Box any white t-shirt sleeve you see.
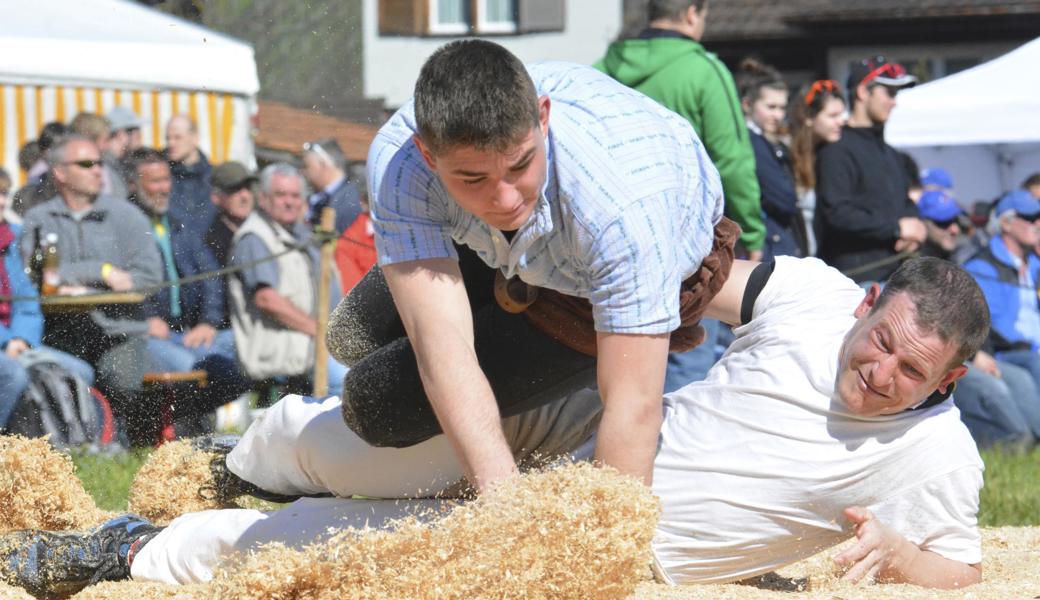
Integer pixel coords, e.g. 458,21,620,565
747,256,863,325
868,465,983,565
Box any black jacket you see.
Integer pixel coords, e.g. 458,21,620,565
814,125,918,282
748,129,806,259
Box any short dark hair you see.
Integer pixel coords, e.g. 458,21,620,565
39,121,68,153
414,40,540,155
873,257,990,368
648,0,707,21
1023,172,1040,189
124,147,167,183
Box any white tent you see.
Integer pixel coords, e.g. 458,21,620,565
0,0,259,190
886,37,1040,204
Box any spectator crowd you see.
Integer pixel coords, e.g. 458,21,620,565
1,0,1038,454
0,108,375,446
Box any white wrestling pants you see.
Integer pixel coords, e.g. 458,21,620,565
131,391,603,584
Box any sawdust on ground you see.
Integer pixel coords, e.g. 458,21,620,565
1,435,1037,600
128,439,233,525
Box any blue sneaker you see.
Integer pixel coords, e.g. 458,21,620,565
0,514,160,597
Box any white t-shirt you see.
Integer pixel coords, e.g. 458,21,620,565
651,256,983,584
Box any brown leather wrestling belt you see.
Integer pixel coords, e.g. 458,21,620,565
494,217,740,357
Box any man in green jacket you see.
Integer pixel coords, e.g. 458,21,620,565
595,0,763,258
595,0,762,391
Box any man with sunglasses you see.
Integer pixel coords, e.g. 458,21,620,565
815,57,924,286
18,134,163,440
965,191,1040,422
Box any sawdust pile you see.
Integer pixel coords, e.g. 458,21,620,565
205,462,658,600
128,440,229,525
66,581,208,600
0,436,110,533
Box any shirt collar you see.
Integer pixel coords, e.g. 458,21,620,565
323,176,346,196
502,132,557,277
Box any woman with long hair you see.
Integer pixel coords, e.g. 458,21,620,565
788,80,847,256
737,57,806,259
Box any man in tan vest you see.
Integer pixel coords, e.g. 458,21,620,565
227,163,346,395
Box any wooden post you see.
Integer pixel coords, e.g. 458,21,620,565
313,207,336,397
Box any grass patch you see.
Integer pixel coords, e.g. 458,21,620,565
71,449,152,511
978,447,1040,526
70,447,1040,526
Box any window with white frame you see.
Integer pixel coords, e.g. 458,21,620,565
429,0,470,34
477,0,518,33
379,0,562,36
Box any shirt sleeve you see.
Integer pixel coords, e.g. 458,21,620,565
367,122,457,266
868,465,983,565
746,256,863,326
231,233,279,295
586,206,683,334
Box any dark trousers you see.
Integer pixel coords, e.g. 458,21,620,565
328,245,596,448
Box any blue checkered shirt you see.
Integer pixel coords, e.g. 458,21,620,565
368,61,724,334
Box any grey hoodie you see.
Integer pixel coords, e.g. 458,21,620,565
19,194,162,336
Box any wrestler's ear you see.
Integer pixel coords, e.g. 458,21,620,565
412,134,437,170
537,95,551,134
852,283,882,319
936,364,968,394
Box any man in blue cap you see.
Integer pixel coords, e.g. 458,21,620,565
920,189,1039,447
920,168,954,193
917,189,964,259
964,190,1040,441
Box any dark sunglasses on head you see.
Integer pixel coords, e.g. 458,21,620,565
804,79,838,106
65,159,102,169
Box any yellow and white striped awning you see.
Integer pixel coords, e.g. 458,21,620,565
0,84,254,187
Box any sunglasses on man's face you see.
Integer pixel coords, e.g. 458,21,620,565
64,160,103,169
1016,212,1040,223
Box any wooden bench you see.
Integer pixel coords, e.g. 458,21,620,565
142,370,208,446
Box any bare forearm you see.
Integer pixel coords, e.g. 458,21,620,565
383,259,516,492
412,327,515,490
254,288,317,336
595,331,669,486
594,394,662,485
881,543,981,589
